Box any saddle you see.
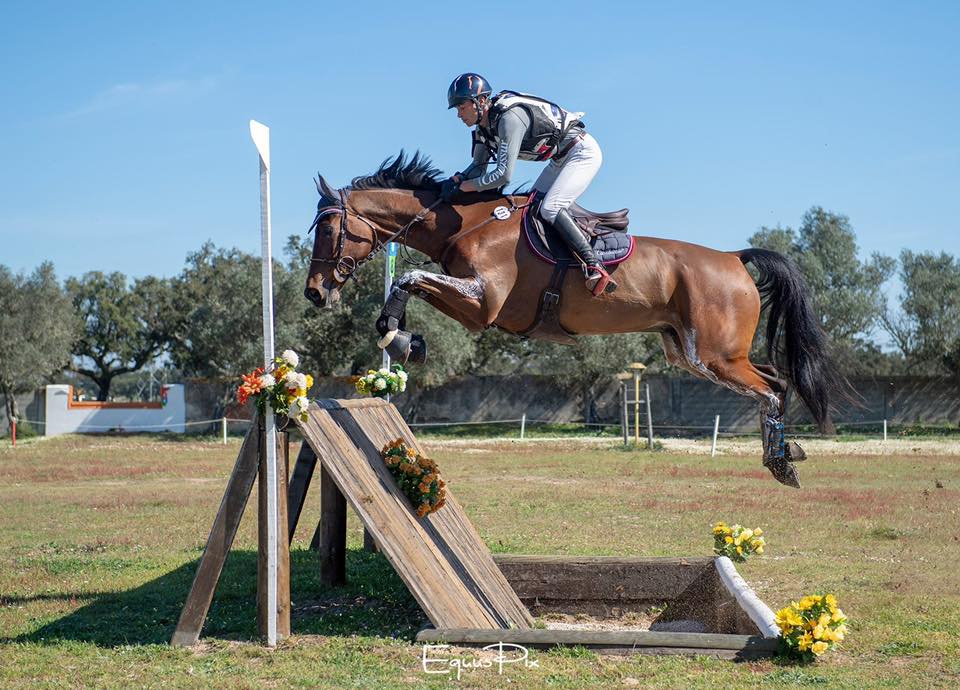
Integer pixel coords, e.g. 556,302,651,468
522,193,635,266
515,193,636,345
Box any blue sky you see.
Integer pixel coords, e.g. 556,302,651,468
2,1,958,283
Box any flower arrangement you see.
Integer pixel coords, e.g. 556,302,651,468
381,439,446,517
237,349,314,422
712,522,765,562
355,364,408,398
776,594,848,661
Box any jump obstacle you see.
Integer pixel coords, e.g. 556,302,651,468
172,397,780,658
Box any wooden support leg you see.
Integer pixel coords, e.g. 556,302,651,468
171,422,261,647
363,528,379,553
287,441,318,544
318,463,347,586
258,429,291,641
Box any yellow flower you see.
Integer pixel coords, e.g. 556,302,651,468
797,633,813,652
818,613,832,627
811,641,829,656
825,594,838,610
753,527,763,536
832,626,846,642
305,374,314,389
812,624,825,640
736,545,744,555
755,544,764,554
832,608,846,623
725,535,734,544
742,529,754,539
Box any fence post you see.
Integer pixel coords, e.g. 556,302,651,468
11,418,16,448
222,417,228,445
883,419,887,442
520,413,526,440
621,384,629,445
711,415,720,458
645,384,654,449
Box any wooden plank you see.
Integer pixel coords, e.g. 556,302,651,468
257,430,291,641
335,400,533,627
287,441,318,544
318,463,347,586
171,423,261,647
416,628,779,653
297,400,531,630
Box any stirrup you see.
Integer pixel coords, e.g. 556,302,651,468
585,265,617,296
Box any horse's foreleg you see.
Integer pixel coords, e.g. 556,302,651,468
375,272,490,364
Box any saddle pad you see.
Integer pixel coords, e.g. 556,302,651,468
522,195,635,267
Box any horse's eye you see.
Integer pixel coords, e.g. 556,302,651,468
322,227,332,237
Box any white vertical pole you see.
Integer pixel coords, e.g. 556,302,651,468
711,414,720,458
520,413,526,439
883,419,888,442
645,384,654,449
222,417,227,445
382,244,396,402
250,119,278,647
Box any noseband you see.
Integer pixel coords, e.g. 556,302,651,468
307,187,442,283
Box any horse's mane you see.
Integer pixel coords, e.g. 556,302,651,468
314,150,529,206
351,150,443,191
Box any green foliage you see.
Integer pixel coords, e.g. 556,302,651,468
65,271,172,400
882,250,960,376
0,263,80,424
749,207,895,373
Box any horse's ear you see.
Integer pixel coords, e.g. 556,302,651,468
315,173,340,204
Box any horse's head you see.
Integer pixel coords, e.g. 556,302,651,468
303,175,379,308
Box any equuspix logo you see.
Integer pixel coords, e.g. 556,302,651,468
422,642,540,680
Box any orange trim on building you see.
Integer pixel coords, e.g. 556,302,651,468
66,386,164,410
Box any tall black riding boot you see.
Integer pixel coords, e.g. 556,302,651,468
552,207,617,295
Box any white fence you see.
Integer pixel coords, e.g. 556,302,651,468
44,384,186,436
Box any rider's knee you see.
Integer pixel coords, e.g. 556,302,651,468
538,200,566,224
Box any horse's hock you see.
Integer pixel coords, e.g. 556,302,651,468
173,398,779,657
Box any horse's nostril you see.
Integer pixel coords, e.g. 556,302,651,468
304,288,324,305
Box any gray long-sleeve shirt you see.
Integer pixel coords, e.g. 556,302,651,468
464,107,531,192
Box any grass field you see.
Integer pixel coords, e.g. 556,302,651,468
1,432,959,688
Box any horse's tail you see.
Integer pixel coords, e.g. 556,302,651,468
738,247,845,430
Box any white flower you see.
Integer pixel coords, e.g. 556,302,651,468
365,374,376,383
378,368,389,376
398,371,408,382
297,372,308,390
373,378,387,390
399,380,406,392
284,371,299,388
260,374,275,387
296,396,310,413
281,350,299,367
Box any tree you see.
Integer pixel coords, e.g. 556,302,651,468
0,263,80,427
165,243,303,412
65,272,172,400
882,250,960,375
749,207,895,373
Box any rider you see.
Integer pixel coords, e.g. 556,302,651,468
442,72,616,295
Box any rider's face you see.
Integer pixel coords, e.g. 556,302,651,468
456,100,480,127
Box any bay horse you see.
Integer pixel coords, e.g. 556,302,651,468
304,153,842,488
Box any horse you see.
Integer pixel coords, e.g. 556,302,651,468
304,152,843,488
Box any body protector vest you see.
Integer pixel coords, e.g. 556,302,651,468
473,91,585,162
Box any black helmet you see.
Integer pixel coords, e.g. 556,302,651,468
447,73,492,109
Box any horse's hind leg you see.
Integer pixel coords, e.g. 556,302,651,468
703,357,803,488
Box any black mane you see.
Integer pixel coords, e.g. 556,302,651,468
350,150,443,191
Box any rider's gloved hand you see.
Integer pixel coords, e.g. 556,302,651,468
440,177,461,202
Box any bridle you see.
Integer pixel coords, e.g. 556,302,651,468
307,187,442,283
307,185,533,283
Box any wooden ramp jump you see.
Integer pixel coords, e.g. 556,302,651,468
298,398,532,630
172,398,531,646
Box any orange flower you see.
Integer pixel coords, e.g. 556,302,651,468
237,367,265,405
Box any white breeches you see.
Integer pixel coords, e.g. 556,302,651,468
533,132,603,223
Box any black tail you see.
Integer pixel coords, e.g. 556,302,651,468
739,248,844,430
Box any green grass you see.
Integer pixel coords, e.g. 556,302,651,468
1,433,959,688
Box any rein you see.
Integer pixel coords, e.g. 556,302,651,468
308,188,533,281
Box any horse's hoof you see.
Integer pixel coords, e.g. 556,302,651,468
785,441,807,462
763,456,801,488
385,330,412,364
377,330,398,349
408,334,427,364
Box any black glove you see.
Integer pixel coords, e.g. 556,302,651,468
440,177,460,203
